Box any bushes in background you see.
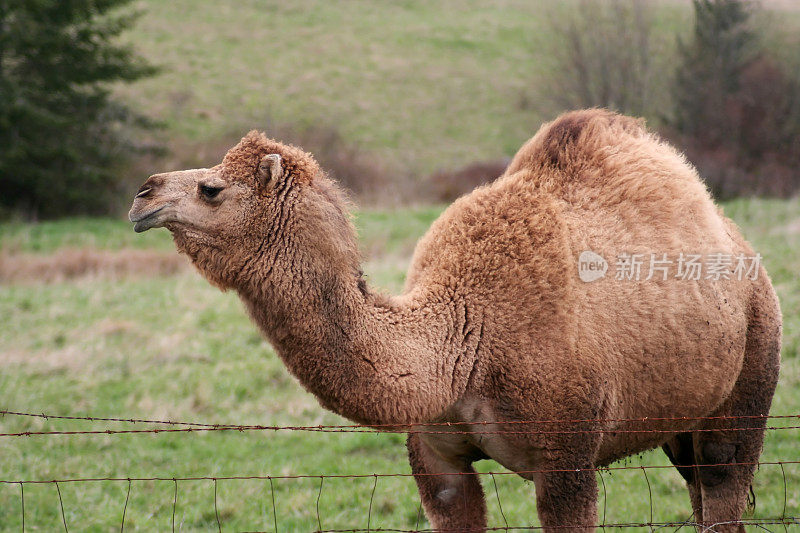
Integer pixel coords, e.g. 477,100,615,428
670,0,800,198
535,0,664,121
427,160,509,203
538,0,800,200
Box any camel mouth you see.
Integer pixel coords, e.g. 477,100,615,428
130,206,166,233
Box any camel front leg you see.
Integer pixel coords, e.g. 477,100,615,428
407,433,487,532
533,466,597,532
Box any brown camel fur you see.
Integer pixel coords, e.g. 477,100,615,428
129,109,781,532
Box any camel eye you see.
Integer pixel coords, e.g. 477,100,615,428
199,184,223,201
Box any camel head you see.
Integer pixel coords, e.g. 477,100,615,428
128,130,359,289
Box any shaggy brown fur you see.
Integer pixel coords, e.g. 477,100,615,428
129,109,781,532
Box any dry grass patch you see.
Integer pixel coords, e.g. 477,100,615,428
0,248,188,284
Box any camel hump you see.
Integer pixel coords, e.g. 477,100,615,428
505,108,650,175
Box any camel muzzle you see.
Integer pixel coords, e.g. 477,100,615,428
129,205,166,233
128,173,181,232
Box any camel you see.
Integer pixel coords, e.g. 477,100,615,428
129,109,781,532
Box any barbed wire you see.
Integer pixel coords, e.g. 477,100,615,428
2,425,798,438
309,520,800,532
1,409,798,438
2,408,797,429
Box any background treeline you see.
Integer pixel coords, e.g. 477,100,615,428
0,0,156,218
1,0,799,218
537,0,800,200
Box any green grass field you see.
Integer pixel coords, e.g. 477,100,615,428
1,198,798,531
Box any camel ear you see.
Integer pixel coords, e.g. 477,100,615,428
257,154,283,189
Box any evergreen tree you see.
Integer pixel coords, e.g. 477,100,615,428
0,0,156,218
672,0,800,197
672,0,755,143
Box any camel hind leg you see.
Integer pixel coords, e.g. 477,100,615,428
663,433,703,523
692,285,781,532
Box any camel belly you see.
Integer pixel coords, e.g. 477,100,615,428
422,399,550,476
584,279,750,462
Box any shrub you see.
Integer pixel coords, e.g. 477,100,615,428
671,0,800,198
278,123,393,200
426,160,509,203
535,0,660,119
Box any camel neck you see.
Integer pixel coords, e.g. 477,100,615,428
235,250,460,426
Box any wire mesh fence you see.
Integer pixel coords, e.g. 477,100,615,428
1,409,798,532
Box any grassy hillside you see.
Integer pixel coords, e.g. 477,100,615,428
115,0,687,176
1,198,798,530
114,0,800,180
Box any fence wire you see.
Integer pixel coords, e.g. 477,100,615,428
2,409,798,437
2,408,798,532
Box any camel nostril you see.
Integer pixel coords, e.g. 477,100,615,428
135,187,152,198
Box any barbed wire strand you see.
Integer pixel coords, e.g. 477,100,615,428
665,513,695,533
85,521,800,533
242,519,800,532
2,424,799,439
2,409,798,431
